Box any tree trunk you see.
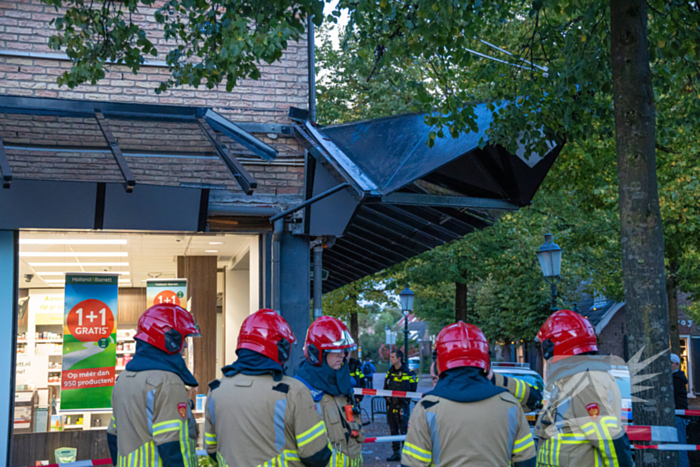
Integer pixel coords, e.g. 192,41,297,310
350,310,359,359
610,1,677,465
667,263,681,356
455,281,467,322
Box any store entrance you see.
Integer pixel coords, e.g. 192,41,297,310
12,230,260,466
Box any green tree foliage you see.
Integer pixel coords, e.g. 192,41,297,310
315,25,432,125
42,0,324,91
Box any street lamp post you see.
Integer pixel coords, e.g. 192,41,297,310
399,287,415,367
536,233,563,310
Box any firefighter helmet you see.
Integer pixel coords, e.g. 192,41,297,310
237,309,296,365
135,303,201,355
434,321,490,375
304,316,356,366
537,309,598,359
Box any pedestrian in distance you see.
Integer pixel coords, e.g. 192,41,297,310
672,353,690,467
384,349,418,462
204,309,332,467
349,357,366,404
295,316,365,467
402,321,536,467
107,303,201,467
361,358,376,389
534,310,632,467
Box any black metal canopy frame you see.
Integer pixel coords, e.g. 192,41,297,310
292,105,564,293
0,96,279,194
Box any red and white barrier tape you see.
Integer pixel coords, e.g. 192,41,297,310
625,425,678,442
363,435,406,444
353,388,423,399
676,409,700,416
634,444,700,451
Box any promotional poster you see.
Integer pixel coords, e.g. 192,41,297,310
60,274,118,411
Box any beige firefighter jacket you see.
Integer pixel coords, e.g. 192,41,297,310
107,369,198,467
204,373,332,467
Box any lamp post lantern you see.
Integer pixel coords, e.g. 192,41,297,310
399,287,415,367
536,233,563,310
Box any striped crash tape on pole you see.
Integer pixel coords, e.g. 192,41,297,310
625,425,678,442
354,388,424,399
363,435,406,444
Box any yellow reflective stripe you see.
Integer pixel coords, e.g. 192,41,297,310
513,433,534,454
205,432,218,445
404,442,431,455
296,420,326,447
152,419,182,435
402,442,431,463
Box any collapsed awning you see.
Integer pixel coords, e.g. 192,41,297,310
0,96,277,231
294,104,563,293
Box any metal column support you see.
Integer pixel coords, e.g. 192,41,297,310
313,244,323,319
197,118,258,195
0,231,19,465
94,111,136,193
271,219,283,312
0,136,12,189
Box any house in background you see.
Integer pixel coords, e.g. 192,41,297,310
580,293,698,397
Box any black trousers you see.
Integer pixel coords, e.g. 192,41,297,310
387,402,408,453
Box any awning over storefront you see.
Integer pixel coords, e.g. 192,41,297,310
294,105,563,292
0,96,277,231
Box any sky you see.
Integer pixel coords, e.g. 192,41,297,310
320,0,349,50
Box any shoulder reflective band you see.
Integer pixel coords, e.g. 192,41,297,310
354,388,423,399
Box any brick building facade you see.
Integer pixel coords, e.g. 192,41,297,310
585,293,699,395
0,0,308,198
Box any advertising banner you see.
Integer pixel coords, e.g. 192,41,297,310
60,274,118,411
146,279,187,308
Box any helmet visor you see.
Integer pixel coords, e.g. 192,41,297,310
324,329,356,352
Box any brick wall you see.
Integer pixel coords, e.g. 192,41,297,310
597,307,627,359
0,0,308,196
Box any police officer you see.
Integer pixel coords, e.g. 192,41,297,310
204,309,332,467
402,321,536,466
295,316,364,466
384,349,417,462
534,310,632,467
107,304,201,467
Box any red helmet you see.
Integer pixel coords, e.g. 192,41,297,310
304,316,356,366
435,321,490,375
237,309,296,365
537,309,598,359
135,303,201,355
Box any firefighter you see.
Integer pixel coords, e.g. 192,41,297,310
402,321,536,466
204,309,332,467
107,303,201,467
431,349,543,412
534,310,633,467
384,349,418,462
295,316,365,467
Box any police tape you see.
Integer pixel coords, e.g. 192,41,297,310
353,388,423,399
363,435,407,444
625,425,678,442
